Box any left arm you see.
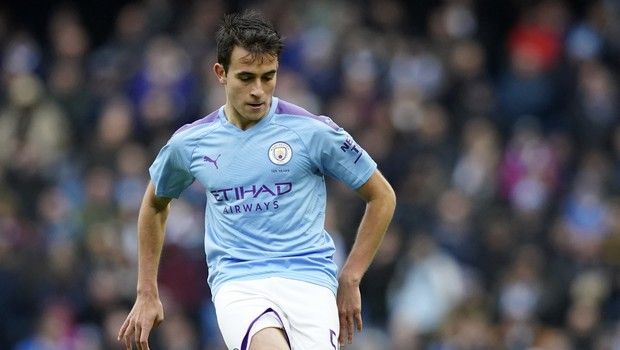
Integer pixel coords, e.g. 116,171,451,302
337,169,396,346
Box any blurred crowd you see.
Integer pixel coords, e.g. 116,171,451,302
1,0,620,349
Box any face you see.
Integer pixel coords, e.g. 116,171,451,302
214,46,278,129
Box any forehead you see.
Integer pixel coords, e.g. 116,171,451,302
229,46,278,72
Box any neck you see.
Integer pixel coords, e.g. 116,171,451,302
224,105,254,130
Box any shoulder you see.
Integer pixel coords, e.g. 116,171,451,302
169,109,221,146
273,98,341,133
173,109,221,139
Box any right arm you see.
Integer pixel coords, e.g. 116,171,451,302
118,182,172,350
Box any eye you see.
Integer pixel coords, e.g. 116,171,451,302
262,75,274,82
239,75,252,82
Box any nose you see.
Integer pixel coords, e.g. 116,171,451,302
250,80,263,98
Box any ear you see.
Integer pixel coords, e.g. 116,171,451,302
213,63,227,84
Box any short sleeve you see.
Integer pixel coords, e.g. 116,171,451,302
312,123,377,189
149,136,195,198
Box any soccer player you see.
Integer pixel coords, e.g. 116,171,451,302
118,10,395,350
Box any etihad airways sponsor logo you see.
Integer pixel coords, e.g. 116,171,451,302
211,182,293,215
210,182,292,202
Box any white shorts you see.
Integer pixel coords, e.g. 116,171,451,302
213,277,340,350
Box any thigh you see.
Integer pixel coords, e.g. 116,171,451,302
250,327,289,350
214,280,291,350
268,278,340,350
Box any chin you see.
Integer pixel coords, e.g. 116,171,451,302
246,109,266,119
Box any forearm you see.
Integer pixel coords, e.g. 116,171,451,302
136,185,170,297
340,192,395,283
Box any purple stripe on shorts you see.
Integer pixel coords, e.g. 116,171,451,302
173,110,219,135
276,99,340,131
240,307,291,350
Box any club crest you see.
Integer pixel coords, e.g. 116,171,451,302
268,142,292,165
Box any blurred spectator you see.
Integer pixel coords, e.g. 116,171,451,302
13,300,81,350
388,235,465,348
499,116,562,235
496,1,569,130
451,116,500,201
571,60,618,148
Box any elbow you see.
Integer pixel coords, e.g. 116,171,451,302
373,182,396,214
359,171,396,213
386,186,397,213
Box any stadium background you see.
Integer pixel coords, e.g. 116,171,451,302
1,0,620,348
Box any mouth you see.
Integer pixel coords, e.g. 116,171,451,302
247,102,264,108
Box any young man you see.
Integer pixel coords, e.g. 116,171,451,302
118,10,395,350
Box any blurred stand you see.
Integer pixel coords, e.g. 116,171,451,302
1,0,620,349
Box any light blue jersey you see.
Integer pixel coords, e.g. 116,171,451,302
149,97,377,296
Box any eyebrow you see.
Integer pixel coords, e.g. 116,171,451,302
235,70,277,77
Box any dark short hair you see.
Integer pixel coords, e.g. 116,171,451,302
216,10,284,73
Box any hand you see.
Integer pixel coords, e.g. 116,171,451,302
336,276,363,346
118,294,164,350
